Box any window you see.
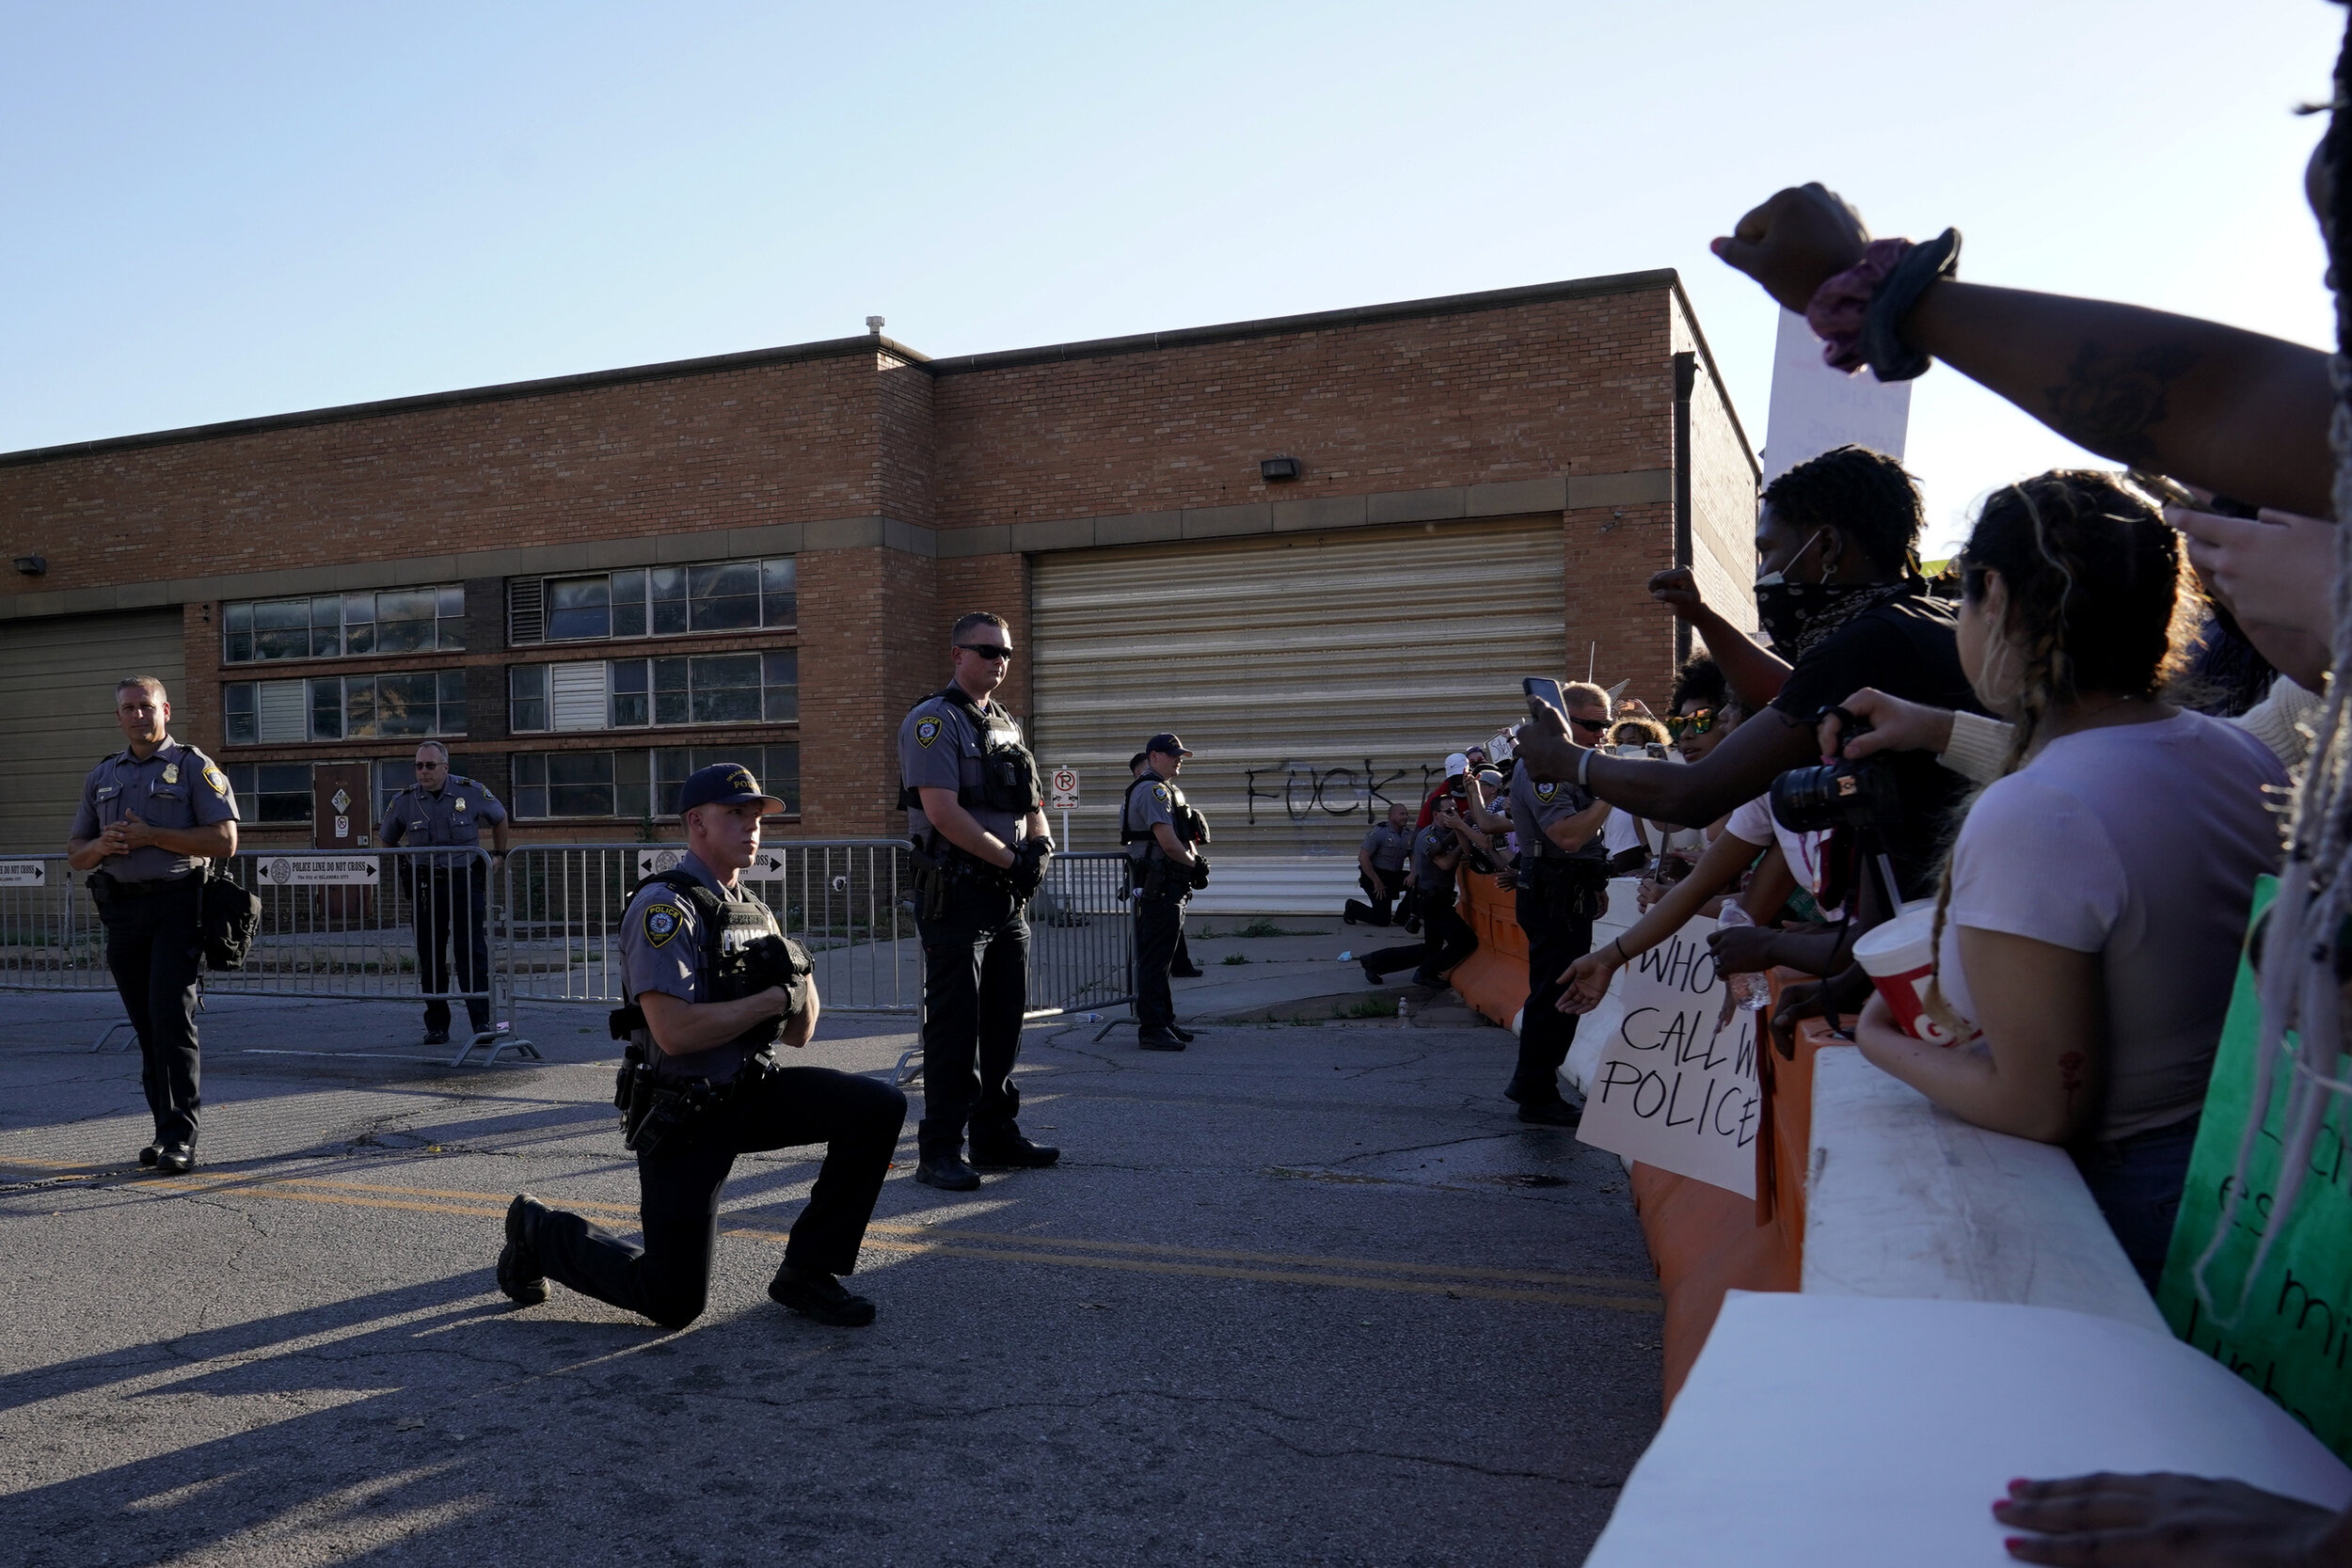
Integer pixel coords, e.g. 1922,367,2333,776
223,763,313,824
223,585,464,663
223,671,466,744
506,654,796,732
512,557,796,644
512,745,800,819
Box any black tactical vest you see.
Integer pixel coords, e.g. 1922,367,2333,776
922,686,1042,816
640,870,792,1085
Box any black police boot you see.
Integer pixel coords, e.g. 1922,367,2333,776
1168,1024,1197,1043
423,1027,451,1046
769,1264,877,1327
498,1193,550,1307
969,1132,1061,1170
1361,961,1384,986
1169,963,1205,978
914,1148,981,1192
154,1144,196,1175
1138,1026,1186,1052
138,1144,162,1167
1518,1095,1581,1128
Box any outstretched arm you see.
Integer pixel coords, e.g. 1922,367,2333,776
1715,184,2334,516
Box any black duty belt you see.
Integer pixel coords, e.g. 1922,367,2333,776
95,873,196,895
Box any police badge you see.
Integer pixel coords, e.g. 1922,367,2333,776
162,764,180,784
914,717,943,749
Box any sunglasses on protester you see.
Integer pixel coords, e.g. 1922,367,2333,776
1568,716,1612,736
1664,709,1719,738
956,643,1014,661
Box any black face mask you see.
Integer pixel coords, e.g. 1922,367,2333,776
1754,578,1898,659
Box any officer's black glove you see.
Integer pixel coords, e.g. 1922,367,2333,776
1009,837,1054,900
741,933,814,1017
1188,854,1212,890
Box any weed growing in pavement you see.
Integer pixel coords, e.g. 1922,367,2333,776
1220,952,1250,965
1338,996,1395,1020
1226,917,1309,938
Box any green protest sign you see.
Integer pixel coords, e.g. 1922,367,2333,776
2158,877,2352,1460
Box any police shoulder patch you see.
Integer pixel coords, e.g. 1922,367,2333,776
914,716,944,749
1151,784,1170,803
203,765,230,795
1534,782,1560,803
644,902,686,948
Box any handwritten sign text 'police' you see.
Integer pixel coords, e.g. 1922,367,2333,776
1576,917,1760,1198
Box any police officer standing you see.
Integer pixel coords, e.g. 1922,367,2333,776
898,611,1058,1192
1506,682,1614,1125
1127,750,1201,976
66,677,239,1174
378,741,510,1045
498,763,908,1328
1123,733,1206,1052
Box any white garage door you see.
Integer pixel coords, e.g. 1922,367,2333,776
1029,518,1565,862
0,610,188,851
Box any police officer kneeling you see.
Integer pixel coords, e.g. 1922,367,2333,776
497,764,908,1328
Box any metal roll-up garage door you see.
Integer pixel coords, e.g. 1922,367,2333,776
0,610,187,851
1030,518,1565,894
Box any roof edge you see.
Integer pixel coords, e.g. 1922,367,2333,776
921,268,1682,376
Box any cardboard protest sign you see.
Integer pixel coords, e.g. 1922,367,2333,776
2158,878,2352,1461
1577,916,1760,1197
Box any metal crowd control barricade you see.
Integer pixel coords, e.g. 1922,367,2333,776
0,847,537,1066
501,840,922,1021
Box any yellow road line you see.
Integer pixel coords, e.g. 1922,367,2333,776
4,1160,1660,1309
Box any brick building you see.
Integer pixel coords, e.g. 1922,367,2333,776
0,269,1757,893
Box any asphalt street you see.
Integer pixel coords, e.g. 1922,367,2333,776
0,990,1661,1567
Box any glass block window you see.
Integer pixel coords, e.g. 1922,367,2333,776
223,585,464,663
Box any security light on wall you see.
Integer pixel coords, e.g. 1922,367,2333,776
1260,456,1302,482
11,556,45,576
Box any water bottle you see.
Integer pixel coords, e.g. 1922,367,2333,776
1713,902,1770,1012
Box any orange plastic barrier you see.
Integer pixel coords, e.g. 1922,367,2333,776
1447,870,1531,1030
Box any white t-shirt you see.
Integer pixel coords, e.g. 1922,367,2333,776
1930,710,2284,1141
1724,794,1841,921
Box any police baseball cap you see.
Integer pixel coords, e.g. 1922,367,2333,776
1146,733,1193,757
1444,752,1470,778
677,762,784,815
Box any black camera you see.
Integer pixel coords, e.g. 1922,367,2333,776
1769,709,1904,837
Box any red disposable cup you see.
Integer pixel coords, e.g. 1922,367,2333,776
1852,906,1979,1047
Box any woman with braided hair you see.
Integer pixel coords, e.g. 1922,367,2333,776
1849,472,2284,1279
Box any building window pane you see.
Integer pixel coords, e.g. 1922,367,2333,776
689,654,761,723
546,752,615,816
653,657,690,726
509,665,548,733
309,677,344,741
374,589,437,653
437,670,468,736
343,593,376,655
762,650,798,722
546,577,612,641
761,559,796,626
226,763,313,824
649,567,688,635
345,679,377,737
610,659,650,727
225,683,257,745
655,748,694,816
615,749,651,820
612,569,647,639
437,585,467,651
253,599,309,661
309,596,342,657
223,601,255,665
762,743,801,816
549,661,609,732
371,673,439,737
512,752,548,818
688,562,760,631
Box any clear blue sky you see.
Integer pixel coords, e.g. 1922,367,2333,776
3,1,2340,556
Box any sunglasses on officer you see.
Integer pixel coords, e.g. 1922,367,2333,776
1568,715,1611,736
956,642,1014,661
1664,708,1719,738
413,758,447,772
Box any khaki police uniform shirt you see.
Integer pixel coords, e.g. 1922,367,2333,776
1508,765,1604,863
898,691,1029,847
72,739,240,882
1123,776,1180,864
378,777,508,870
